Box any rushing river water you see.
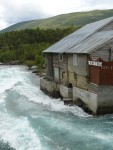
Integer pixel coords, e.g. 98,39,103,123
0,66,113,150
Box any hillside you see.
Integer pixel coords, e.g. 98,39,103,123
1,9,113,33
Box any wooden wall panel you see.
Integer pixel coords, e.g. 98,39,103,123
53,54,59,68
89,60,113,86
68,54,88,76
68,54,74,72
54,67,60,83
89,66,100,85
45,53,53,80
53,53,68,69
90,40,113,61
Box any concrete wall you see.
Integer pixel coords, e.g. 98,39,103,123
68,72,77,86
73,87,98,114
60,68,68,85
97,86,113,114
40,78,60,98
60,85,73,98
73,85,113,115
40,78,113,115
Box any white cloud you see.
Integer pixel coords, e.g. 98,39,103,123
0,4,8,29
37,0,85,15
0,0,113,30
0,20,8,30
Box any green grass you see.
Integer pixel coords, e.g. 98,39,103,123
1,9,113,33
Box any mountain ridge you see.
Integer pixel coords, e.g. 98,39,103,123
1,9,113,33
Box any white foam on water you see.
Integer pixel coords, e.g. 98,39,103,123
0,66,89,117
92,131,113,141
0,111,41,150
1,66,113,150
15,81,89,117
0,67,22,94
0,76,17,94
0,66,49,150
0,94,6,104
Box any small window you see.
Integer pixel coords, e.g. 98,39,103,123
73,54,78,66
58,53,63,61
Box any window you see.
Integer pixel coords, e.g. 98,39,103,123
58,53,63,61
73,54,78,66
62,71,65,78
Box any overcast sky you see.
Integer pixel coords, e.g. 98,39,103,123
0,0,113,30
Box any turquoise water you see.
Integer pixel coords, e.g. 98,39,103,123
0,66,113,150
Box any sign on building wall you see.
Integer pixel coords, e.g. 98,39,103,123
88,61,102,67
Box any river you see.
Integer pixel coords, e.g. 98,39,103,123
0,65,113,150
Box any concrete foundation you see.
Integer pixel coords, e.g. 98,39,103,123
73,87,97,114
73,86,113,115
97,86,113,114
40,78,113,115
60,85,73,105
60,85,73,98
40,78,60,98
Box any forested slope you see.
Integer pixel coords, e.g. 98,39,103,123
0,27,77,67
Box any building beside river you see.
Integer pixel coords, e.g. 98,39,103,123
40,16,113,115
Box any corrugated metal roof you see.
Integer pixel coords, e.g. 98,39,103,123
44,16,113,53
44,32,91,53
66,31,113,54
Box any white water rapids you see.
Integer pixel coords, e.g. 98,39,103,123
0,65,113,150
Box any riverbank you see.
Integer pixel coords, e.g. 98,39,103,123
0,61,45,77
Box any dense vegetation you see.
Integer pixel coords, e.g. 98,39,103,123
0,27,78,67
1,9,113,33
